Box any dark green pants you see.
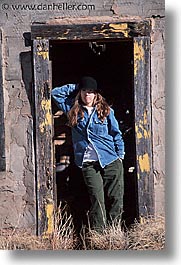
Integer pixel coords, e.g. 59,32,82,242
82,159,124,231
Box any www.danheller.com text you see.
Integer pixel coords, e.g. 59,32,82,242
1,2,96,11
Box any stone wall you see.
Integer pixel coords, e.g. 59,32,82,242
151,17,165,215
0,0,165,231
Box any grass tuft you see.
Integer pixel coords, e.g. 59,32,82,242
0,214,165,250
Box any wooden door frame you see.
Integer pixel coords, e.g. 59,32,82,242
31,20,153,235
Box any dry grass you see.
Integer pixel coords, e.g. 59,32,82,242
50,206,77,250
0,229,46,250
82,219,126,250
0,206,76,250
126,215,165,250
0,214,165,250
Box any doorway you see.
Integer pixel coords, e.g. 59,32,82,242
32,21,153,235
50,39,138,227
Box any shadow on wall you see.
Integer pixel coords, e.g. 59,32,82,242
20,51,34,116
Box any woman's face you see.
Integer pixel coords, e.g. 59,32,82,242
80,89,96,107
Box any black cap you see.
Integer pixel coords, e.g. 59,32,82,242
79,76,97,91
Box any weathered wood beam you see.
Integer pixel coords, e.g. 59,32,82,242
134,36,154,216
33,39,55,235
31,21,150,40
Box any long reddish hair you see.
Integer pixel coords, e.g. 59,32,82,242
67,91,110,127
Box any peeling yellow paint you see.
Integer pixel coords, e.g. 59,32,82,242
134,40,145,75
45,203,54,234
143,110,148,124
138,124,150,139
39,99,52,133
137,172,140,180
93,23,129,38
143,128,150,138
38,210,41,220
138,153,150,173
140,216,144,224
93,29,109,37
64,29,70,35
37,51,49,60
135,124,143,139
57,37,67,40
135,111,151,141
57,29,70,40
109,23,129,37
37,180,41,191
134,40,145,61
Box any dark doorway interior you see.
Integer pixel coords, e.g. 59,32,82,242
50,39,138,229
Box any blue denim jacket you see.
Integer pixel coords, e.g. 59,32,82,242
51,84,125,168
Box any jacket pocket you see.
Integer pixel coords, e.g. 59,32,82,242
93,118,108,134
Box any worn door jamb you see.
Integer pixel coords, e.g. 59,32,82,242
31,20,153,235
33,39,55,235
134,37,154,216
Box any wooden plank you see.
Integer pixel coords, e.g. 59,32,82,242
134,36,154,216
0,28,6,171
31,21,150,40
33,39,55,235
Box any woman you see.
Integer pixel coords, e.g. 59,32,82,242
52,76,125,231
